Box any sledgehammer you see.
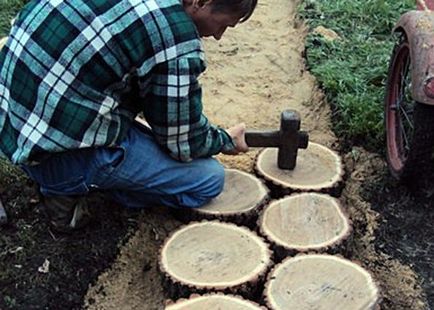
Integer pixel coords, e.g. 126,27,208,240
245,110,309,170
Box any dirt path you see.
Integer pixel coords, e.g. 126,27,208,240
84,1,428,309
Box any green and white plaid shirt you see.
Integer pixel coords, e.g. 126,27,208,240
0,0,234,164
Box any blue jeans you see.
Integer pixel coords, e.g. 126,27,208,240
21,124,225,209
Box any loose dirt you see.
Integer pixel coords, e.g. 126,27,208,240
84,0,429,309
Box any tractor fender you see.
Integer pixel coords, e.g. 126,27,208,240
393,11,434,104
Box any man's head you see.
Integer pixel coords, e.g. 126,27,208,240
183,0,257,40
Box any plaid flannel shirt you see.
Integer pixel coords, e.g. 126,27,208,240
0,0,234,165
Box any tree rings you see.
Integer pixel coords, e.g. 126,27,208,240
180,169,269,227
264,254,380,310
258,193,351,259
255,142,344,196
159,221,272,299
165,294,265,310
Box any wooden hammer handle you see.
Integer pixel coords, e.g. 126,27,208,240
245,130,280,147
245,130,309,149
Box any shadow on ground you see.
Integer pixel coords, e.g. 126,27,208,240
363,171,434,308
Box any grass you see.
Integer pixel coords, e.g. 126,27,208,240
0,0,28,37
298,0,414,151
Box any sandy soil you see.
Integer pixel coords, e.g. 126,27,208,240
84,0,428,309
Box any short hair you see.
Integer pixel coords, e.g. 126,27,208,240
209,0,258,23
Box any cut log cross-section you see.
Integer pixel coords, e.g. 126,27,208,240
255,142,344,197
165,294,266,310
264,254,381,310
259,193,352,259
176,169,269,227
159,221,273,300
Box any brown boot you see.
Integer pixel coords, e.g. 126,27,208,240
42,195,91,233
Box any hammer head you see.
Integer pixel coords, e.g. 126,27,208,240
277,110,309,170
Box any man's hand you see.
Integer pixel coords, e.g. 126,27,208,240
223,123,249,155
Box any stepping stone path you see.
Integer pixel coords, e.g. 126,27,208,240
160,143,381,309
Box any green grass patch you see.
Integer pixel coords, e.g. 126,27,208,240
298,0,413,150
0,0,28,37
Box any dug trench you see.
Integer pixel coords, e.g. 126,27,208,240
0,0,432,309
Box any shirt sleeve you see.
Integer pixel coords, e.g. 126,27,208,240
142,55,235,162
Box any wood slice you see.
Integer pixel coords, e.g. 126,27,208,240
159,221,273,300
174,169,269,227
255,143,344,197
264,254,380,310
165,294,265,310
258,193,352,260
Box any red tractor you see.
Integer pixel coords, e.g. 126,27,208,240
385,0,434,183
